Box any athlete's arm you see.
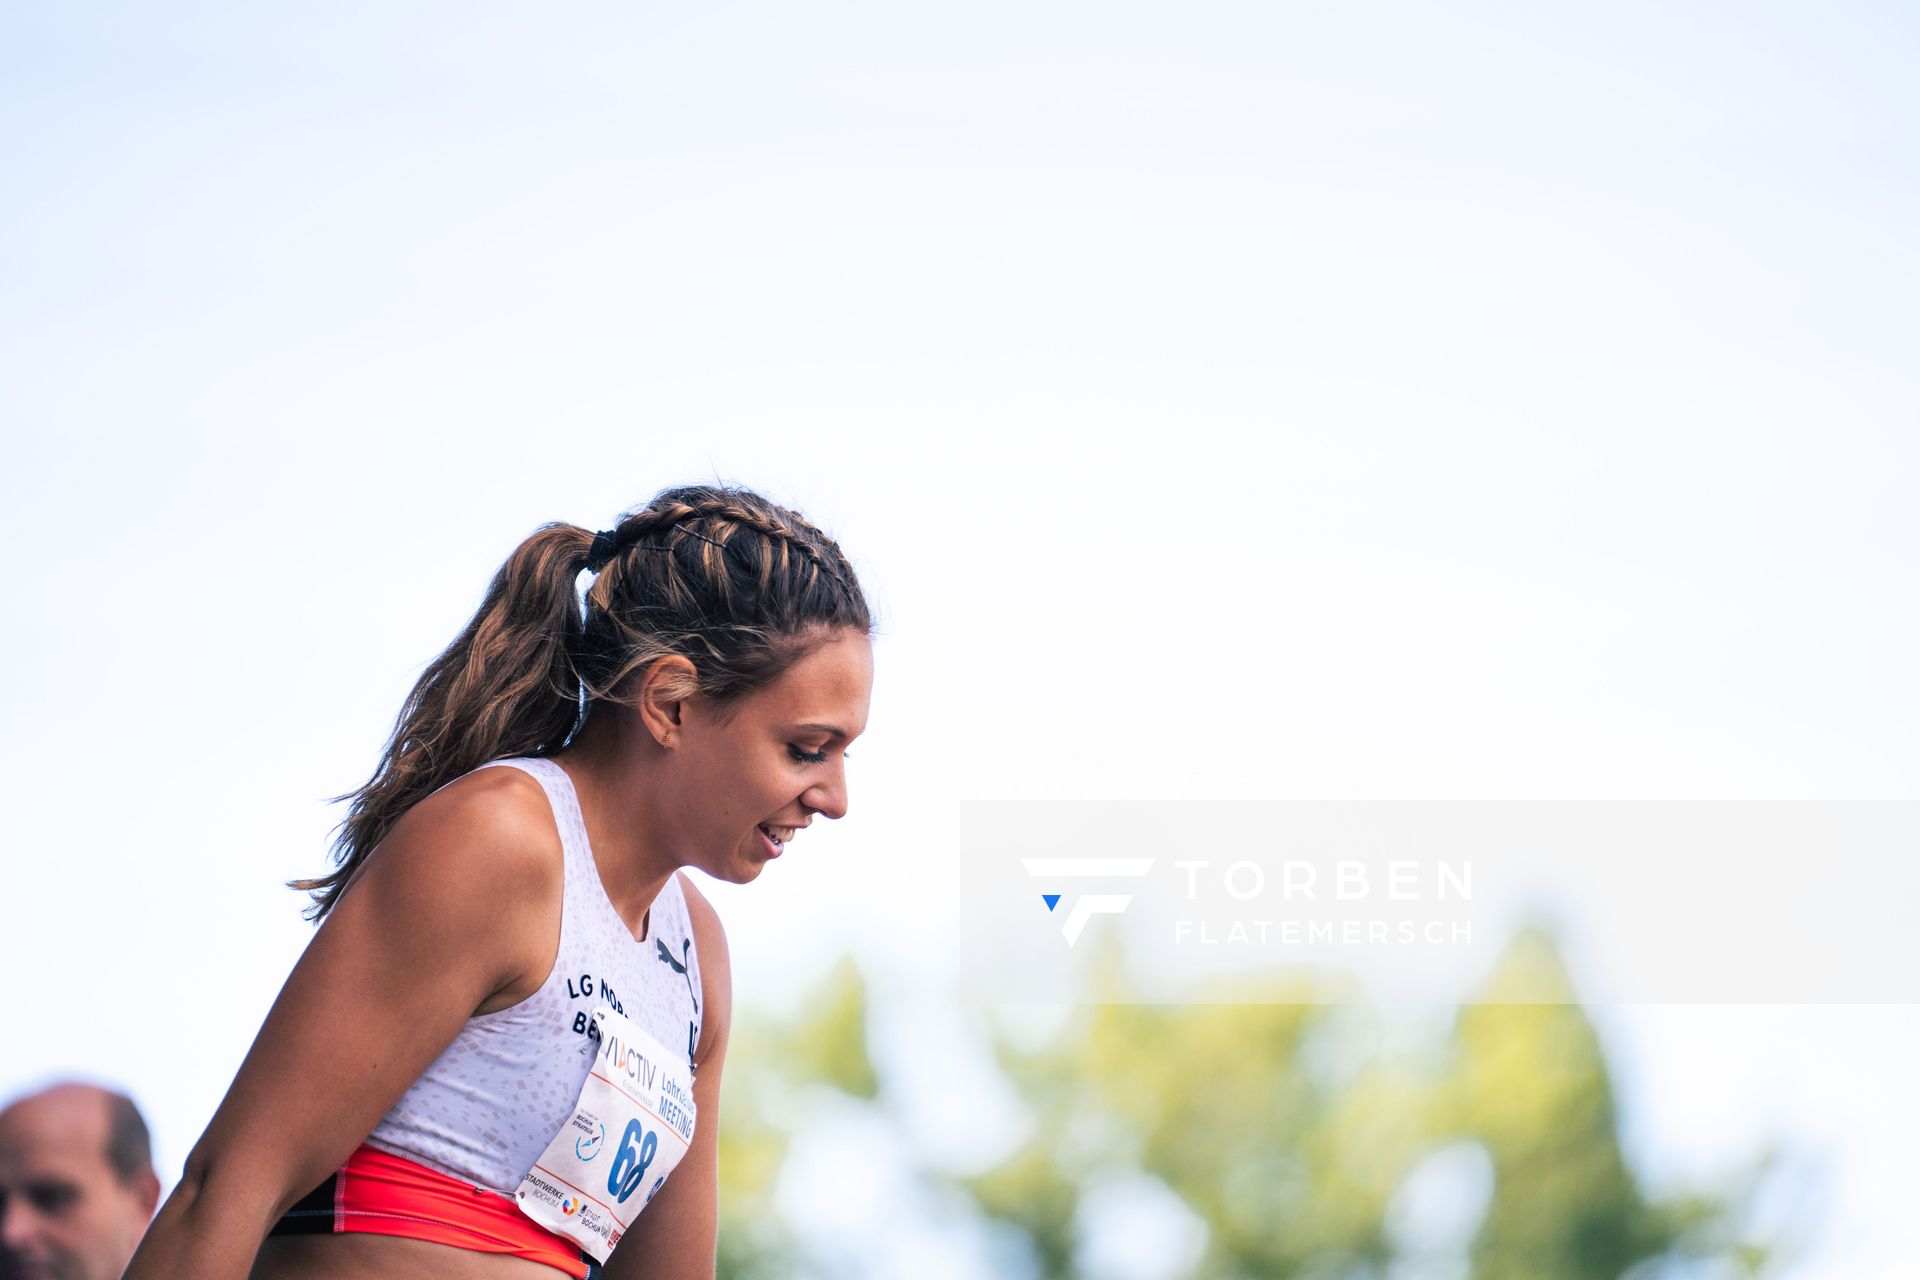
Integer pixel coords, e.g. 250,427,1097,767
123,769,565,1280
603,871,732,1280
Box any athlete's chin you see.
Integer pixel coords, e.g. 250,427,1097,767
713,853,771,885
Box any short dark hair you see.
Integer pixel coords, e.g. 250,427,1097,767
101,1091,153,1185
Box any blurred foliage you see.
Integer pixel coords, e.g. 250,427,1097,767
714,956,878,1279
784,955,881,1100
715,931,1782,1279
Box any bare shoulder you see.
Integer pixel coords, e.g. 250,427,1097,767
331,765,565,1009
675,870,730,977
132,765,572,1245
350,764,563,909
675,871,732,1071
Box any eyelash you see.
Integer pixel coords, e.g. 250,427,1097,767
788,745,846,765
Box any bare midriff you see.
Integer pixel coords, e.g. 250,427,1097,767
252,1233,573,1280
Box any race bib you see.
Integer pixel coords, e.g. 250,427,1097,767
514,1006,698,1262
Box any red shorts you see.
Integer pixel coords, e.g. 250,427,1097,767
269,1143,598,1278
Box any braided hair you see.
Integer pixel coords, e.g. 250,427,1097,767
293,483,872,921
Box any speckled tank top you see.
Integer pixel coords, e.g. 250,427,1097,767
361,756,705,1194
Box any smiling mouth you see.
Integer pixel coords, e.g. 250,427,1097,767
757,823,795,856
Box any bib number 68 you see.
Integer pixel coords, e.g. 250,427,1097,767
607,1119,658,1204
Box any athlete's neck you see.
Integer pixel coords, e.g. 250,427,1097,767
549,708,680,942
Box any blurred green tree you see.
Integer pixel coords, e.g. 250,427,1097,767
1446,927,1774,1280
715,957,880,1280
714,931,1782,1279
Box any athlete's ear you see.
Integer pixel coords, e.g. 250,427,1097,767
634,655,699,747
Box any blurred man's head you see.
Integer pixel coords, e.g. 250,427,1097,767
0,1083,160,1280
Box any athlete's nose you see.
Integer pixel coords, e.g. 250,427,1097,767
802,758,849,821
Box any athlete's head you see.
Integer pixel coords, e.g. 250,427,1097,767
0,1083,161,1280
295,483,874,916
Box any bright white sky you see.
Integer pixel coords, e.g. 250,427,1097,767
3,3,1916,1276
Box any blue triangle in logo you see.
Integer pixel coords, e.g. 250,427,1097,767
1043,894,1061,912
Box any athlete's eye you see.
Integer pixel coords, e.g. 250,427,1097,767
788,745,829,765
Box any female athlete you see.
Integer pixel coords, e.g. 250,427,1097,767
124,484,874,1279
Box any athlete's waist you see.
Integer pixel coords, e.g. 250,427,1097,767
266,1143,597,1279
254,1228,580,1280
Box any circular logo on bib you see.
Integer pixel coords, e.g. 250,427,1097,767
576,1122,606,1162
560,1195,580,1217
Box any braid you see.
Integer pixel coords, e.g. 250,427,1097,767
294,480,867,922
570,483,870,714
600,490,860,605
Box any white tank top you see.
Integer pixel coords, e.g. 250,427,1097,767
362,756,705,1193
